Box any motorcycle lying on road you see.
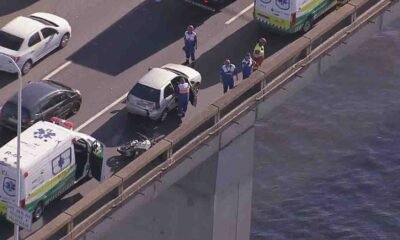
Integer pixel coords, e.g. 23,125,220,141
117,133,165,158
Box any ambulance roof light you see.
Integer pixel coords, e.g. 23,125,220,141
50,117,75,130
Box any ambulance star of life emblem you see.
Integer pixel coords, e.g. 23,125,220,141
276,0,290,10
3,177,16,196
58,156,65,169
34,128,56,142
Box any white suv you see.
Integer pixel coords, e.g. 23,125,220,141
126,63,202,122
0,12,71,75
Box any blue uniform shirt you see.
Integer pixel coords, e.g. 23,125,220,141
242,56,253,78
220,64,236,82
184,31,197,49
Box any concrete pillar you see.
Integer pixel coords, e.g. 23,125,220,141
85,126,255,240
212,127,255,240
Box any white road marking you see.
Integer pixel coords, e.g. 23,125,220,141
76,92,128,131
38,59,127,132
225,3,254,25
42,61,72,80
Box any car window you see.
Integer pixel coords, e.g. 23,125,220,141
129,83,160,103
28,32,41,47
28,16,59,27
41,94,62,111
41,28,58,38
1,102,30,120
0,31,23,51
164,84,175,99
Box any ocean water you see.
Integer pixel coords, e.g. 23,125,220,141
251,20,400,240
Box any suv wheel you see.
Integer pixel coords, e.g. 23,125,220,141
71,102,81,115
22,60,32,75
302,18,313,33
59,33,70,48
159,110,168,122
33,201,44,221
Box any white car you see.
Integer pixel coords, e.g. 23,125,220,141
126,63,202,122
0,12,71,75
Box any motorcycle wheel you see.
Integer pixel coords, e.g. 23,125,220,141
117,145,135,157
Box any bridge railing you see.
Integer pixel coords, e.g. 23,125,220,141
27,0,394,239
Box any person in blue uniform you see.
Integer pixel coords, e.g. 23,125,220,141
220,59,238,93
176,78,190,117
241,52,254,79
183,25,197,65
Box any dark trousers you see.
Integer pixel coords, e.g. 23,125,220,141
185,47,195,61
242,68,252,79
254,56,264,67
223,78,234,93
178,95,189,116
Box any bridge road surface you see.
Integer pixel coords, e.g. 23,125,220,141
0,0,299,238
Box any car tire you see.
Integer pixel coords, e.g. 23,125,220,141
71,102,81,115
21,60,32,75
302,18,313,33
59,33,70,49
159,110,168,122
33,201,45,221
193,83,200,94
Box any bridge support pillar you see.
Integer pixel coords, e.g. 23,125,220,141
84,126,255,240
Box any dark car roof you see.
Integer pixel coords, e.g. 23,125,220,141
7,80,71,110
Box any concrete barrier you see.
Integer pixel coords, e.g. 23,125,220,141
27,0,398,239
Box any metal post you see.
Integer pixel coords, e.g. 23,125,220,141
1,54,23,240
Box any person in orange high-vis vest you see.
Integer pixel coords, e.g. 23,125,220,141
253,37,267,69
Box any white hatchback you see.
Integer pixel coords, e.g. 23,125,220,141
126,63,202,122
0,12,71,75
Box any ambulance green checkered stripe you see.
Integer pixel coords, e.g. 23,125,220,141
0,202,7,215
0,169,76,215
26,167,76,213
254,0,335,33
255,10,308,32
29,166,74,201
310,0,334,17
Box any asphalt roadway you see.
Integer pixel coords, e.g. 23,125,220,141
0,0,299,238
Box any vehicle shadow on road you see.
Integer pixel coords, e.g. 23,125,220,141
0,72,18,89
91,108,181,149
0,0,39,17
68,0,215,76
91,107,181,175
0,127,16,146
193,21,300,89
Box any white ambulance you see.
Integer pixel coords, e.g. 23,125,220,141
254,0,340,34
0,118,105,221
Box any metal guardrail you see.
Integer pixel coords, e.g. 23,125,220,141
27,0,395,239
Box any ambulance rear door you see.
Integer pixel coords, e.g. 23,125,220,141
0,164,23,214
255,0,296,30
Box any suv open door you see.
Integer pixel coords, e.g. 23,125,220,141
185,79,198,107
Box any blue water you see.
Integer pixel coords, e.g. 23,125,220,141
251,21,400,240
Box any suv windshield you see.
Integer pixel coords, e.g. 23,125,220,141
129,83,160,103
2,102,31,121
0,31,23,51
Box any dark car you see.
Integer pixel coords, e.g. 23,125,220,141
0,80,82,131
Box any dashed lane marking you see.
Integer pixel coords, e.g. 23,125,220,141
225,3,254,25
75,92,128,131
42,61,72,80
